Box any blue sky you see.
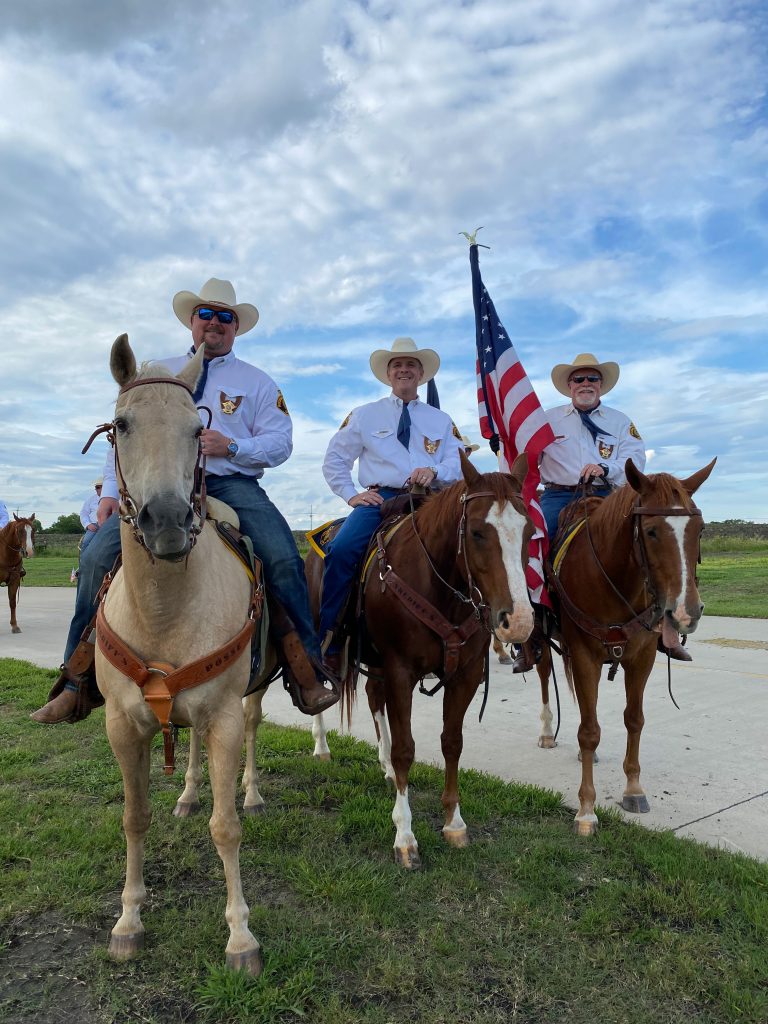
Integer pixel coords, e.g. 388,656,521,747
1,0,766,529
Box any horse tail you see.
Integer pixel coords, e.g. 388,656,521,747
339,655,358,730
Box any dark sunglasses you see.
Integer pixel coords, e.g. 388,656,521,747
195,307,237,325
570,374,602,384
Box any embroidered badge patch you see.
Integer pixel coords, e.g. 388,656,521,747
452,422,462,440
276,390,289,415
339,413,351,430
219,392,242,415
598,441,615,459
424,437,441,455
629,422,642,439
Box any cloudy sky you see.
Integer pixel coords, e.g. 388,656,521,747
1,0,766,530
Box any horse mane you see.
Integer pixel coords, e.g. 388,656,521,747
137,361,174,380
595,472,697,534
415,472,522,545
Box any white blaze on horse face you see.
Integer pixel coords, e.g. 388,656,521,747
484,501,534,641
667,514,694,630
23,524,34,557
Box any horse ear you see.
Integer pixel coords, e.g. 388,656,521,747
110,334,137,387
508,452,528,490
177,344,206,394
461,449,480,485
624,457,650,494
681,456,717,496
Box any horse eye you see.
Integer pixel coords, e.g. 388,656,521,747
472,529,485,541
647,528,657,539
114,417,128,434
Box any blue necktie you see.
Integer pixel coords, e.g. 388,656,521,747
577,408,606,445
192,357,212,404
397,401,411,450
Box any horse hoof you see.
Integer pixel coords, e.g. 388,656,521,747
314,752,332,762
622,794,650,814
443,828,469,849
226,947,263,976
11,626,21,634
573,817,598,837
498,654,513,665
172,801,201,818
538,736,557,749
394,846,421,870
108,931,144,960
243,802,266,816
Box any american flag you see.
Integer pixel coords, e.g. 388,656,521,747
470,243,555,605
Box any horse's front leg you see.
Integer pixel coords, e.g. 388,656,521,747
8,576,21,633
440,655,485,848
106,709,153,960
536,645,557,749
384,664,419,868
311,712,331,761
367,672,394,782
571,648,602,836
241,690,267,814
621,641,656,814
174,729,203,817
205,703,262,974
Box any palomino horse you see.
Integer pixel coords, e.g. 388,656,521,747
308,455,535,867
92,334,267,974
535,457,716,835
0,514,35,633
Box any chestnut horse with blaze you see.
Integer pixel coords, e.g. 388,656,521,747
535,457,716,835
0,514,36,633
308,454,535,868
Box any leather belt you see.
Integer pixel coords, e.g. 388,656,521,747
544,483,610,492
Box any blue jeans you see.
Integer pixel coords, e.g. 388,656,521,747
318,488,400,644
79,528,98,554
539,486,611,539
64,473,319,662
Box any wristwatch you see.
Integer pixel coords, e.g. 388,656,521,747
226,439,239,460
599,463,609,479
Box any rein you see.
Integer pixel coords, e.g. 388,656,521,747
374,488,498,681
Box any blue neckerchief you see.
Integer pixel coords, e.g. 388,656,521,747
189,346,212,403
577,407,606,444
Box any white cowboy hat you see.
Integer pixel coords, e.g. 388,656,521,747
369,337,440,386
172,278,260,337
551,352,620,397
460,434,480,454
93,477,103,487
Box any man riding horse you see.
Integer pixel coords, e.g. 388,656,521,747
319,336,464,676
32,278,339,724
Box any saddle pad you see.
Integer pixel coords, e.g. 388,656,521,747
306,518,346,559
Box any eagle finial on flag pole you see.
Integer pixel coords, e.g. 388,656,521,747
459,226,490,249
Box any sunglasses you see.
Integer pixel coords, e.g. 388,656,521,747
570,374,602,384
195,307,237,325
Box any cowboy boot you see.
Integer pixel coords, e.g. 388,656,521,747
30,637,104,724
656,635,693,662
512,639,542,674
268,597,339,716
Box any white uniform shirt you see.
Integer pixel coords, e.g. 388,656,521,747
102,349,292,501
80,492,100,529
540,403,646,488
323,394,463,504
0,500,8,528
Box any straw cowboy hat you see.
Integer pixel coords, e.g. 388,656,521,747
92,477,103,487
460,435,480,454
172,278,260,337
551,352,620,397
369,337,440,386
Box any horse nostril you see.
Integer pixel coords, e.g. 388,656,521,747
498,612,510,630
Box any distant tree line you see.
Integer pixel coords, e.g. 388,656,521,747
704,520,768,539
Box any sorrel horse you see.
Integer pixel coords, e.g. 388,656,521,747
0,514,35,633
91,334,269,974
535,457,716,835
307,455,535,868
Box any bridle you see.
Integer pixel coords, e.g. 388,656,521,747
82,376,210,562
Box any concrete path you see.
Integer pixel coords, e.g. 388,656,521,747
3,588,766,860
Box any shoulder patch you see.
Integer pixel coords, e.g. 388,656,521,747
276,390,289,415
629,422,642,439
451,422,462,440
339,413,351,430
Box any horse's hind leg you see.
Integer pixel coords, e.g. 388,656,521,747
205,706,262,974
312,712,331,761
8,578,21,633
621,648,655,814
107,715,152,960
536,646,557,749
440,658,484,849
174,729,203,817
384,666,419,868
367,673,394,782
242,690,266,814
492,634,512,665
572,652,602,836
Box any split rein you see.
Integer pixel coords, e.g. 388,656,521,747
81,376,211,563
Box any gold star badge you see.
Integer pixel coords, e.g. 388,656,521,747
276,390,289,415
629,422,642,439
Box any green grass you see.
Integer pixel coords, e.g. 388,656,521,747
698,548,768,618
1,658,767,1024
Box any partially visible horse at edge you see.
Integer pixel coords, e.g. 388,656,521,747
0,514,35,633
307,454,535,868
533,457,716,835
91,334,275,974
